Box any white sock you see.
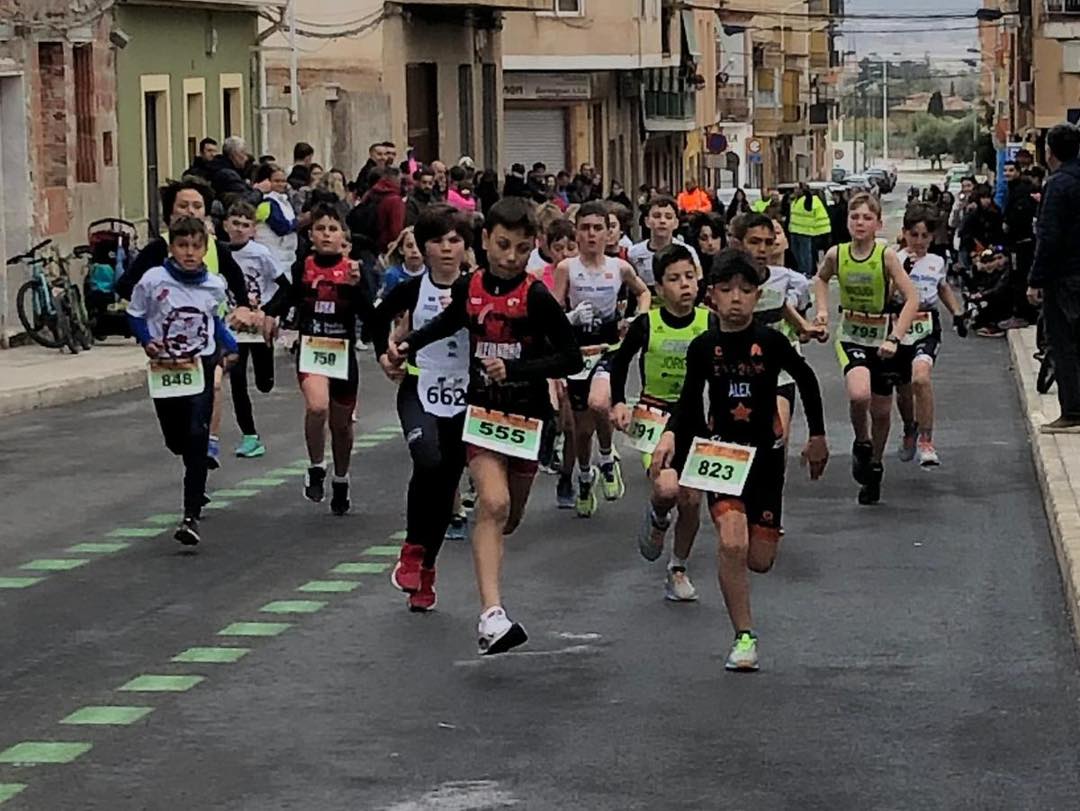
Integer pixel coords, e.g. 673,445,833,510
479,605,511,635
598,447,614,466
333,473,349,484
668,555,687,572
578,465,594,483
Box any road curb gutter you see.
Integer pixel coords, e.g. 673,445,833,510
0,367,145,418
1008,327,1080,641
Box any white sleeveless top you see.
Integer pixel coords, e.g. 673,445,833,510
567,255,622,323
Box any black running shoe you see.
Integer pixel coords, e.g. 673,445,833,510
304,465,326,503
857,463,884,505
852,440,873,485
330,479,350,516
174,516,200,546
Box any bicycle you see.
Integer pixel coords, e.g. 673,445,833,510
9,239,94,353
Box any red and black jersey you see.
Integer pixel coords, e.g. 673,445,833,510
405,270,582,418
284,253,372,341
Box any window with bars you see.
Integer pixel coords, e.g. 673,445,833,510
73,44,96,183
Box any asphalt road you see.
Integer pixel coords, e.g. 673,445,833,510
2,200,1080,809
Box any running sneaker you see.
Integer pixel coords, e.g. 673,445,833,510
445,512,467,541
235,435,266,458
207,436,221,470
976,326,1005,338
1040,417,1080,435
917,439,940,467
330,478,351,515
857,462,884,505
408,567,437,612
461,479,477,511
391,543,425,593
599,458,625,501
637,504,669,561
174,515,200,546
724,632,760,672
556,473,575,509
665,566,698,602
477,606,528,656
898,424,918,463
851,440,873,484
304,465,326,503
997,316,1031,331
576,469,598,518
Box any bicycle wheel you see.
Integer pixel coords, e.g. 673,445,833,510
1037,357,1056,395
15,280,65,348
68,286,95,350
58,295,79,354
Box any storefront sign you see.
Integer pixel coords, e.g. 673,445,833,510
503,73,592,101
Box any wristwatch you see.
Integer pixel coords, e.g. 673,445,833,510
884,335,901,345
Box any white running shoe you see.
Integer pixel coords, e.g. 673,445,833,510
724,632,760,672
477,606,528,656
917,439,940,467
664,568,698,602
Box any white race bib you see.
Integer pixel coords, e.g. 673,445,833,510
678,438,756,496
567,344,609,381
298,336,350,380
418,368,468,418
626,404,669,453
462,405,542,461
899,312,934,346
147,358,205,399
839,311,889,347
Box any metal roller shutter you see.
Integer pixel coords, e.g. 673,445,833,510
504,107,568,174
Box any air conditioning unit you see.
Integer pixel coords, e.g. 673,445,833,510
1064,41,1080,73
1018,80,1034,106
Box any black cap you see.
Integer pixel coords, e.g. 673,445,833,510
706,248,770,287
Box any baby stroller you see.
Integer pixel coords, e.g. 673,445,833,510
82,218,139,340
962,246,1011,337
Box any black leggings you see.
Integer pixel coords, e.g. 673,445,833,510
153,356,216,517
397,376,467,568
230,343,275,436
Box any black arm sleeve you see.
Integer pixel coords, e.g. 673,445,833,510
609,313,649,406
262,273,292,316
665,333,710,464
776,336,826,436
504,284,583,381
217,243,251,307
116,238,167,300
368,277,422,358
402,275,469,353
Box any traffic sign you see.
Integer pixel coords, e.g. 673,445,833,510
834,149,844,160
706,133,729,154
748,138,762,154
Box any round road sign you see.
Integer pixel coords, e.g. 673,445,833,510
748,138,762,154
834,149,844,161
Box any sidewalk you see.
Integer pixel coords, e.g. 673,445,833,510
0,340,146,417
1009,327,1080,638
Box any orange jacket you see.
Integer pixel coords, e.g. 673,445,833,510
677,188,713,214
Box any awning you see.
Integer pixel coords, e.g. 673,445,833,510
681,10,701,60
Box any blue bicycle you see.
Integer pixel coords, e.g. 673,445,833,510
9,238,94,353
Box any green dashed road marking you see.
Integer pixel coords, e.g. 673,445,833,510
332,562,390,575
218,621,291,637
68,542,129,554
0,784,27,803
0,742,92,765
172,646,250,664
237,478,286,487
363,545,400,556
372,426,401,435
19,559,88,572
118,675,204,693
144,514,178,526
212,489,260,498
298,580,360,593
0,577,45,589
260,600,326,614
61,706,153,726
108,527,165,539
353,441,383,448
202,501,232,511
265,468,305,477
388,530,408,540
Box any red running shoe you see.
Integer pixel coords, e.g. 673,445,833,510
391,543,424,593
408,567,437,612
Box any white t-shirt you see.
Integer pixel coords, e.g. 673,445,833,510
526,247,549,275
896,249,946,310
231,241,282,308
128,265,228,358
627,237,701,287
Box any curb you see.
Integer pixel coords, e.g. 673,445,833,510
0,367,146,418
1008,328,1080,640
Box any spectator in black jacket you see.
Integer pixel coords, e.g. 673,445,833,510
207,136,255,211
959,184,1004,258
1001,161,1040,327
184,137,218,183
503,164,530,198
405,166,437,226
1028,123,1080,432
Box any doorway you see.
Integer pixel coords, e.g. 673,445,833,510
144,90,167,234
406,63,438,164
0,73,29,344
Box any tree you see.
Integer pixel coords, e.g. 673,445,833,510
927,91,945,118
950,116,975,163
916,119,953,169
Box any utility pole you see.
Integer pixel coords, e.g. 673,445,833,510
881,59,888,163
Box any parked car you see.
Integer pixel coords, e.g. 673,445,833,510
865,168,895,194
943,164,972,191
842,174,876,195
831,167,848,183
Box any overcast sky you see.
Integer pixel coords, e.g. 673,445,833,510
840,0,981,61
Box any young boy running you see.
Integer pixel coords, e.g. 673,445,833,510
813,193,919,505
894,204,968,466
370,205,471,612
653,249,829,671
223,202,291,458
628,195,701,293
390,197,582,655
127,217,239,546
270,204,372,515
554,201,651,517
609,243,712,601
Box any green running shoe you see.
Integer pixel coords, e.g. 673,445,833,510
576,469,598,518
725,632,760,672
599,458,625,501
235,435,266,458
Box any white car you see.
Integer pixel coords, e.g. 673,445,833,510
943,165,972,191
714,188,762,210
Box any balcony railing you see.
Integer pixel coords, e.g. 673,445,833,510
644,89,697,120
717,94,751,121
1046,0,1080,13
